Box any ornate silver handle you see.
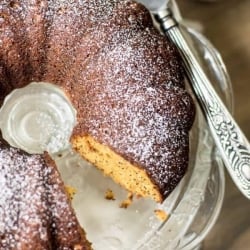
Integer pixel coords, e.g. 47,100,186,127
155,9,250,199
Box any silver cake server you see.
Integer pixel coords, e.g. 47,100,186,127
137,0,250,199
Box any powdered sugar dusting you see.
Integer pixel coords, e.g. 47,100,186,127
68,6,195,197
0,141,89,249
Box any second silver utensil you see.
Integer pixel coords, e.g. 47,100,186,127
138,0,250,199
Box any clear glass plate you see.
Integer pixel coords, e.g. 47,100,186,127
54,25,233,250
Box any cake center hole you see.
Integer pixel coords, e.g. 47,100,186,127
0,82,77,154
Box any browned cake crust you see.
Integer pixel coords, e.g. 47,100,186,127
0,139,92,249
0,0,194,202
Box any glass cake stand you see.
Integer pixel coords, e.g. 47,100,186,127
53,26,232,250
0,13,232,250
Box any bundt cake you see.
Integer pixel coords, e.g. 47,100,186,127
0,0,195,207
0,138,92,249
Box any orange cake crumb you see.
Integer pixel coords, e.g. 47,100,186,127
105,189,115,201
120,192,133,209
154,209,169,222
65,185,77,200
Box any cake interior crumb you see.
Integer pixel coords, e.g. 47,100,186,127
65,185,77,200
154,209,169,222
119,192,133,209
105,188,116,200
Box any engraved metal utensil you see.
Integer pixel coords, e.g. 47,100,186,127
137,0,250,199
